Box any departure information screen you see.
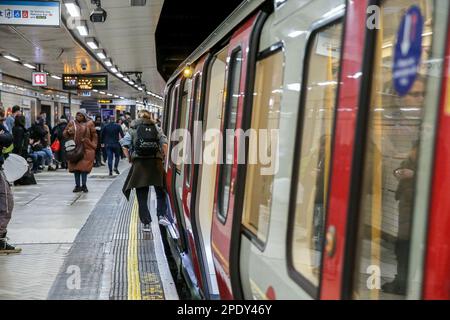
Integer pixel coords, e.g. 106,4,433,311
62,74,108,90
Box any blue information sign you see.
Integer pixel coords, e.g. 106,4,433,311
393,6,424,96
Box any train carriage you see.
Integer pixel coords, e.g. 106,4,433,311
161,0,450,300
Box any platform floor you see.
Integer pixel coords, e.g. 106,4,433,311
0,161,178,300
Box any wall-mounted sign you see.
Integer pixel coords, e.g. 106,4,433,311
0,0,60,27
62,74,108,91
80,91,92,97
32,72,47,86
99,99,112,104
393,6,423,96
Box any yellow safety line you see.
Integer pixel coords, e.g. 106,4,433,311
127,197,142,300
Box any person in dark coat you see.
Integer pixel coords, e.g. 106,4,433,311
52,116,68,169
12,115,29,157
102,116,124,176
94,116,104,168
120,110,170,231
63,109,98,193
382,142,418,295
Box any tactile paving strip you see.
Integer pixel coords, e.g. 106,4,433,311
48,172,168,300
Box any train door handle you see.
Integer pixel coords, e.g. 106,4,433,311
325,226,336,257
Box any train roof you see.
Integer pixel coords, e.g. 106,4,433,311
166,0,268,85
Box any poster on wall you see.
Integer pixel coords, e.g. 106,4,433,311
0,0,61,27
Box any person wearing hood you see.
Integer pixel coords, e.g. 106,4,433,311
120,110,170,231
63,109,98,193
52,116,69,169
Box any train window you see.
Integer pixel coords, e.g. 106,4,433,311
242,48,284,245
289,22,343,290
352,0,434,300
176,79,192,173
218,48,243,221
185,75,201,187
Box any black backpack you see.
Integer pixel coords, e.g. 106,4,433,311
135,123,160,157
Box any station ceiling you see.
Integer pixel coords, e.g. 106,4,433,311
0,0,243,101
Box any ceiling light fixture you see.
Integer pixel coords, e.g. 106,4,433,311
23,63,36,69
51,75,62,80
110,66,118,73
96,50,107,60
116,73,124,78
104,59,113,67
76,20,89,36
2,54,19,62
86,37,99,50
64,0,81,17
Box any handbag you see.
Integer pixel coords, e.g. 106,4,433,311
65,121,87,163
51,139,61,152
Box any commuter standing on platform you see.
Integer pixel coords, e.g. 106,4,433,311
102,116,124,176
121,110,170,232
0,107,21,253
63,109,98,193
5,105,21,132
94,116,104,168
52,116,68,169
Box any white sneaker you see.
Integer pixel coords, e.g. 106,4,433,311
158,217,170,227
142,224,151,232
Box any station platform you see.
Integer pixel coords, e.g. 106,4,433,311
0,161,178,300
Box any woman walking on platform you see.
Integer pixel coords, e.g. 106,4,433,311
63,109,97,193
121,110,170,232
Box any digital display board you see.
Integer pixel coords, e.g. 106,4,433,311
62,74,108,91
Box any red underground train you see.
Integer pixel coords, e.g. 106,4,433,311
158,0,450,300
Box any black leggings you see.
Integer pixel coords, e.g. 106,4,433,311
135,186,167,225
136,187,152,225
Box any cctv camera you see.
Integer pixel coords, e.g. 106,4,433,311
81,63,87,71
90,7,107,23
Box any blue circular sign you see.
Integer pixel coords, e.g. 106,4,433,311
393,6,424,96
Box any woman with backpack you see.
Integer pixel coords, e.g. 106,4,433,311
63,109,97,193
120,110,170,232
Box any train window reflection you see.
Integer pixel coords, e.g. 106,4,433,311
352,0,434,300
218,49,243,220
290,22,343,288
242,49,284,244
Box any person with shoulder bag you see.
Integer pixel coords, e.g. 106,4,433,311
120,110,170,232
63,109,98,193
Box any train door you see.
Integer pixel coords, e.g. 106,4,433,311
180,56,213,297
165,80,188,251
194,47,229,299
321,0,449,300
210,14,259,299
